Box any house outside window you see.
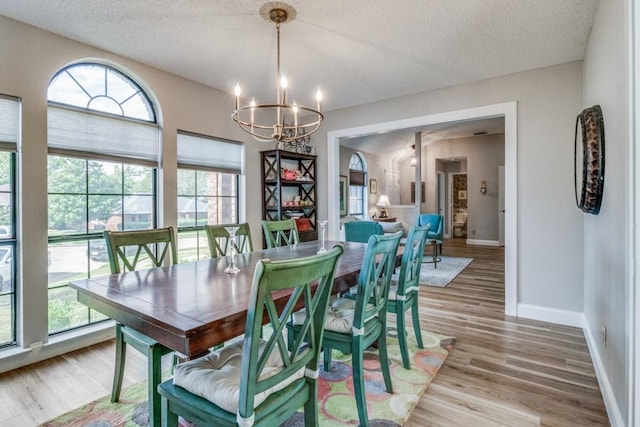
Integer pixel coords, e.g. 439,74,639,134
349,153,366,216
46,62,159,334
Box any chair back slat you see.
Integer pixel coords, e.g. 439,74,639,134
353,231,402,329
103,227,177,274
395,224,430,297
237,245,343,420
261,219,300,248
204,223,254,258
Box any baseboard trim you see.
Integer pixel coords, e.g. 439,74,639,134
516,303,583,327
466,239,500,246
582,317,625,427
0,322,115,374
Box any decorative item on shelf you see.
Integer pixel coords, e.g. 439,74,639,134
376,194,391,218
285,211,304,218
275,139,315,155
232,3,324,143
480,180,487,194
295,217,311,231
574,104,605,215
281,168,299,180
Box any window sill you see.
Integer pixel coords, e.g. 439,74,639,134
0,321,115,374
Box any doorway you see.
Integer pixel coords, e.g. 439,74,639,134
326,102,517,316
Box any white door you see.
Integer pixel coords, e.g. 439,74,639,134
498,165,505,246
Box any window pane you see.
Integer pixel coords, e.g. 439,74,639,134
0,294,14,344
0,245,14,294
88,160,122,194
177,169,195,195
178,197,197,228
48,194,87,235
124,164,153,194
89,195,121,230
0,152,12,230
48,156,87,194
121,195,154,230
177,229,209,263
48,286,90,333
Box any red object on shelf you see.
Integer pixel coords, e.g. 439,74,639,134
295,218,310,231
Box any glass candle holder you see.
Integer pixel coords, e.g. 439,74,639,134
317,220,328,254
224,226,240,274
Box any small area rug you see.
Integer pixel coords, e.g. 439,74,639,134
41,327,455,427
420,256,473,287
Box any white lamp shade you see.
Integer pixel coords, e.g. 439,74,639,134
376,194,391,208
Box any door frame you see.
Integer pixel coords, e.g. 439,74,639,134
448,171,467,239
326,101,517,316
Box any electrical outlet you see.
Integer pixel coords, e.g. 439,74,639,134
602,325,607,348
471,230,476,235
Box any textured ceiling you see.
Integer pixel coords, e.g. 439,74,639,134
1,0,598,112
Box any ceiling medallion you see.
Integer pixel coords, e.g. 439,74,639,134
232,2,324,144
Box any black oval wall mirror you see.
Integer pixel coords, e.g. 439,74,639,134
574,105,605,214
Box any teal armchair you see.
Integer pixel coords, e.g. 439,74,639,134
344,220,383,243
418,214,443,254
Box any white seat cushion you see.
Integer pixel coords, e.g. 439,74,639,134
293,297,376,334
173,338,304,414
293,296,355,334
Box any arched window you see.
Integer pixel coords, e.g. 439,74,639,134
48,62,155,122
349,153,366,216
47,62,159,334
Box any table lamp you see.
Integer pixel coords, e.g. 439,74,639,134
376,194,391,218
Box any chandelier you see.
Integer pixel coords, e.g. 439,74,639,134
232,3,324,143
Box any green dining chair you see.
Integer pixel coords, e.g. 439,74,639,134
387,224,429,369
204,222,254,258
103,226,178,427
158,245,344,427
288,231,402,427
261,219,299,248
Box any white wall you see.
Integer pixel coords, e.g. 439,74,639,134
423,134,504,241
582,0,630,424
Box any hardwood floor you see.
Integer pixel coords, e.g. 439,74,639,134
0,239,609,426
407,239,609,426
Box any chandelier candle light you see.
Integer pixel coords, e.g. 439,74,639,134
232,3,324,143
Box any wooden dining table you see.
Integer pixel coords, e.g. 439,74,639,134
69,240,371,360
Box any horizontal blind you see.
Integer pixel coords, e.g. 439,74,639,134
48,105,159,165
177,131,242,174
0,95,19,151
349,170,365,186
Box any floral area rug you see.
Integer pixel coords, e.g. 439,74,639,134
41,327,455,427
420,256,473,287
